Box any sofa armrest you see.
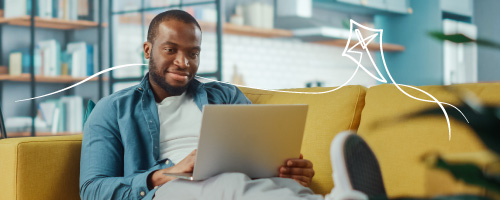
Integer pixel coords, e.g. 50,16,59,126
0,135,82,200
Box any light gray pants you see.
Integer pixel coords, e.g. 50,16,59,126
153,173,324,200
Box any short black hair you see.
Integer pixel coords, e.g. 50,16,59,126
147,9,202,43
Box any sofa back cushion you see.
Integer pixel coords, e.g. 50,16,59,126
238,85,367,195
358,83,500,198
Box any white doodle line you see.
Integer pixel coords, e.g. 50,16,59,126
15,63,147,102
16,19,468,140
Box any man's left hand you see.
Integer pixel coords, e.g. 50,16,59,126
278,154,315,187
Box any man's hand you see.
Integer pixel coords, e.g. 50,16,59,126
278,154,315,187
148,149,197,189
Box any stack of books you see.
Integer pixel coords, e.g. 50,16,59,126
38,96,84,133
3,0,96,21
9,39,96,77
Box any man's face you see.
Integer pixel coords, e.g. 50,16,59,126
144,20,202,96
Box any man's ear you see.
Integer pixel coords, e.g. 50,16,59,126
143,42,152,59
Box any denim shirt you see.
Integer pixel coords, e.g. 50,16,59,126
79,74,251,200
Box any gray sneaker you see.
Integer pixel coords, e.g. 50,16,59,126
325,131,387,200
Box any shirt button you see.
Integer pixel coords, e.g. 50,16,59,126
138,87,143,91
140,191,145,196
149,120,152,123
166,160,170,165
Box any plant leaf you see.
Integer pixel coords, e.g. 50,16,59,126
433,157,500,194
429,31,500,49
429,32,475,43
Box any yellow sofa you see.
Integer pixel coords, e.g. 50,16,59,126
1,83,499,199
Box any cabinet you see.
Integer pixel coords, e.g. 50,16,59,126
363,0,386,10
441,0,473,17
0,0,107,137
385,0,410,13
332,0,410,14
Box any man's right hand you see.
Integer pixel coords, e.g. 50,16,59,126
147,149,197,189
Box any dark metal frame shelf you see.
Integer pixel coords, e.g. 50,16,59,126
0,0,105,137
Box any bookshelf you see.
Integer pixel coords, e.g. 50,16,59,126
0,0,106,138
0,74,108,83
201,21,293,38
0,13,107,30
119,14,293,38
8,131,81,137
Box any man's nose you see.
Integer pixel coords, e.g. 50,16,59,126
174,53,189,69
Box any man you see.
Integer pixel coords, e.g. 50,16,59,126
80,10,320,200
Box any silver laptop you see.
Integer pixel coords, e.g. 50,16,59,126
163,104,308,181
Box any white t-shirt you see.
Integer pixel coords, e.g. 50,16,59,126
156,92,203,164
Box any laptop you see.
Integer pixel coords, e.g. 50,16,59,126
163,104,308,181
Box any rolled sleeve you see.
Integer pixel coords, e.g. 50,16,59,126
80,98,159,200
132,170,154,198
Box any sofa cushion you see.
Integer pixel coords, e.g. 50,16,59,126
0,134,82,200
358,83,500,198
238,85,367,195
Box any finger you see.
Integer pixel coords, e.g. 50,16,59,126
280,174,310,186
280,167,315,177
296,180,308,187
283,174,312,183
279,166,286,174
286,159,313,168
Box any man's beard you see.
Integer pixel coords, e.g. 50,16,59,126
149,54,191,96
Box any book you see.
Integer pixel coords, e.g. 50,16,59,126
77,0,94,21
9,49,32,75
4,0,28,18
38,40,61,76
35,46,42,75
39,99,59,126
70,0,78,20
86,44,94,76
60,96,83,133
51,107,61,133
9,52,22,76
39,0,53,19
67,42,86,77
67,42,94,77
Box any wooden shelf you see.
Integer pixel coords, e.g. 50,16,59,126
118,14,293,38
203,21,293,38
0,14,107,30
7,132,81,137
0,74,108,83
313,39,405,52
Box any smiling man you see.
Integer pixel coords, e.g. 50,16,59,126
79,10,321,200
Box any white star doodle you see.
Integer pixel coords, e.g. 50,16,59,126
343,19,468,140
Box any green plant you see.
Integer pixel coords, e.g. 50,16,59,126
406,88,500,197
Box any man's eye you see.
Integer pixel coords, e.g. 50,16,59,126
191,52,199,58
165,48,175,53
